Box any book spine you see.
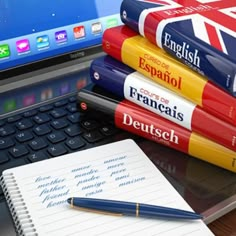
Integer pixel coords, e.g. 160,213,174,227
77,86,236,172
90,55,236,152
120,0,236,96
102,25,236,126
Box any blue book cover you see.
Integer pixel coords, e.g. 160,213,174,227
120,0,236,96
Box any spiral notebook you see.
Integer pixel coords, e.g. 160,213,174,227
0,139,213,236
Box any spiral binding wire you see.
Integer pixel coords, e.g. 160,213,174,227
0,173,38,236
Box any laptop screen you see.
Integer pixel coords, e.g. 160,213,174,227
0,0,122,76
0,0,123,116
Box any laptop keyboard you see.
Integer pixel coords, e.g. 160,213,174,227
0,93,126,197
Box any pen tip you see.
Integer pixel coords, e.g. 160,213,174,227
67,198,72,204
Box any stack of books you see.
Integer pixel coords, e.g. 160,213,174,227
77,0,236,172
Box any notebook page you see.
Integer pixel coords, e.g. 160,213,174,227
2,139,214,236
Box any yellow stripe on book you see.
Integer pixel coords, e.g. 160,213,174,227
121,35,206,107
189,133,236,173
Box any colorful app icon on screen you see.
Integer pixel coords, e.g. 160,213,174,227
91,22,102,34
4,99,17,112
41,88,53,101
76,77,87,89
55,30,68,44
73,26,86,39
23,94,35,107
106,18,119,28
36,35,50,49
60,83,70,95
0,44,10,58
16,39,30,53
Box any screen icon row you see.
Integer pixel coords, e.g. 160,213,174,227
0,24,92,58
0,16,119,60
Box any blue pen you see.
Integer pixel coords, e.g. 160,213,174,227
67,197,202,220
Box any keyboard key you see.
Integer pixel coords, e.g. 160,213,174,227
15,119,33,130
68,96,76,103
50,119,68,130
81,120,99,130
9,145,29,158
67,112,81,124
7,115,21,123
23,110,38,118
27,151,49,163
65,137,85,150
64,125,82,137
33,114,51,124
100,125,119,136
82,131,104,143
15,131,34,143
54,99,68,107
66,104,78,113
29,138,48,151
0,138,15,150
47,132,66,144
0,126,15,137
33,124,51,136
47,144,67,157
50,109,67,119
39,105,53,112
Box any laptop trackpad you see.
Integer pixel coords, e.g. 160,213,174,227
0,200,16,236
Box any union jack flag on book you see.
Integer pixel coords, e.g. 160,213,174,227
121,0,236,96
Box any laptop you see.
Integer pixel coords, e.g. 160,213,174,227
0,1,235,235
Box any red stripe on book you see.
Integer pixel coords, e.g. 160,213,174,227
204,22,223,52
191,107,236,151
144,13,161,44
202,82,236,124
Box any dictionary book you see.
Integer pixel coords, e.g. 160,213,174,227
90,55,236,152
102,25,236,126
0,140,214,235
77,83,236,173
120,0,236,96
